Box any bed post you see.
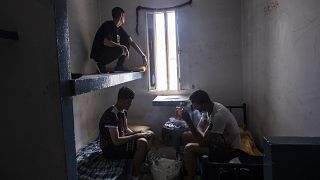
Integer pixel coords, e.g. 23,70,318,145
243,103,247,128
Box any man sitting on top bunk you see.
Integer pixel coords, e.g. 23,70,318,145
90,7,148,73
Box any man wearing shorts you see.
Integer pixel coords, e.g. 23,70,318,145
181,90,240,180
99,86,154,180
90,7,147,73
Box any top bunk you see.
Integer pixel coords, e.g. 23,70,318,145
70,71,144,96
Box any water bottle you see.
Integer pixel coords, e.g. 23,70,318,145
202,111,209,122
175,103,182,120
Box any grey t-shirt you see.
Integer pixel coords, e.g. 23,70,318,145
208,102,240,149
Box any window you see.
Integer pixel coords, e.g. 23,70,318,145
147,11,180,91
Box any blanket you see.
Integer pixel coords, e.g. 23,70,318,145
76,139,128,180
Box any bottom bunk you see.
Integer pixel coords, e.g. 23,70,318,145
76,139,131,180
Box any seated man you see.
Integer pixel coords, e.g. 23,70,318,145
90,7,147,73
99,86,154,180
181,90,240,180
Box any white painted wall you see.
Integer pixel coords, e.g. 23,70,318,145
70,0,242,150
68,0,101,151
242,0,320,145
68,0,99,74
0,0,67,179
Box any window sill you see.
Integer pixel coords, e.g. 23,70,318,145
152,95,189,106
148,89,193,95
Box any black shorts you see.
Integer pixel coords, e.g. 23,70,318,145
94,41,131,65
102,139,138,159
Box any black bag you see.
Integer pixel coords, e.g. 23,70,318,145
162,120,188,150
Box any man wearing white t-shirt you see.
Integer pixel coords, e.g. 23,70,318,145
181,90,240,180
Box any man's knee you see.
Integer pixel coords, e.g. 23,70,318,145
114,46,125,56
184,143,198,154
137,138,148,151
100,46,124,63
145,130,155,139
182,131,196,144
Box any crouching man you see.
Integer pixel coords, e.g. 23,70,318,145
99,86,154,180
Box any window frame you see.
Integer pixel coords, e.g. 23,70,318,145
145,10,181,93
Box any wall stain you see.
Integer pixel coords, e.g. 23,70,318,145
264,0,279,16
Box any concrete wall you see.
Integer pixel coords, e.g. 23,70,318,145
242,0,320,145
68,0,101,151
70,0,242,150
0,0,67,179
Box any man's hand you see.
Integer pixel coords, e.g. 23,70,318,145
142,54,148,66
136,132,152,139
122,45,130,58
181,110,193,125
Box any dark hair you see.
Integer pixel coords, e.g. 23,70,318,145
112,7,124,19
189,90,212,104
118,86,135,100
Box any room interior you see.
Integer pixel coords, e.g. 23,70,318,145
1,0,320,179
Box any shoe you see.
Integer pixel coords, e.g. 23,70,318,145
114,65,132,72
71,73,82,79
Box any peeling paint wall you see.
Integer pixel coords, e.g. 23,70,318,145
0,0,67,179
242,0,320,145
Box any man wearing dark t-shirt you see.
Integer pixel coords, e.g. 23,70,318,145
90,7,148,73
99,86,154,180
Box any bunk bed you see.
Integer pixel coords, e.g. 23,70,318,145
54,1,147,178
76,139,131,180
76,125,150,180
70,72,144,96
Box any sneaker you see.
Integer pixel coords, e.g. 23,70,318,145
71,73,82,79
114,65,132,72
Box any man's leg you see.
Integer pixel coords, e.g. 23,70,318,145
132,138,149,178
96,46,124,73
115,55,128,69
183,143,209,180
96,62,108,73
144,130,155,146
115,41,131,71
181,131,197,145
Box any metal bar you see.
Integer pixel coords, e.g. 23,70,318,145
164,12,170,90
226,103,247,127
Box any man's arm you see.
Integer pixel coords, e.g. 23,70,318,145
108,127,149,146
129,37,148,66
123,116,134,134
103,38,120,47
197,117,209,133
181,110,205,144
103,37,129,55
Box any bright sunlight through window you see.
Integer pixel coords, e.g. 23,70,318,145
147,11,179,91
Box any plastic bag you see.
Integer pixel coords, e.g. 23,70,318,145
151,157,182,180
